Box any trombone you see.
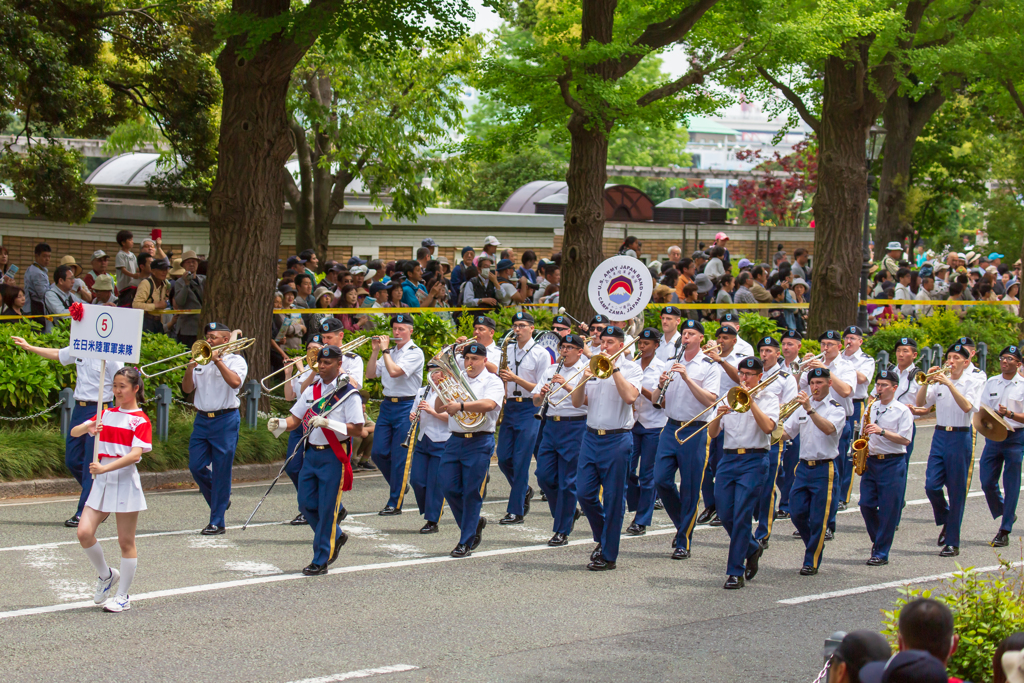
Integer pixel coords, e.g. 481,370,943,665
915,363,952,385
340,335,401,354
550,337,641,406
139,337,256,378
261,346,320,393
673,372,781,445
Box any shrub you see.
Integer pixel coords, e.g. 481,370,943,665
862,318,927,359
739,313,779,347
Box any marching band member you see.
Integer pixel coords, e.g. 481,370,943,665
269,346,365,575
551,314,572,340
783,368,846,576
698,325,746,525
718,313,754,357
367,313,424,515
754,336,796,549
801,330,856,539
859,369,913,566
455,314,501,373
654,319,720,559
979,345,1024,547
410,375,450,534
839,326,876,506
627,328,667,537
915,342,983,557
776,329,804,519
571,326,642,571
183,322,248,535
533,333,588,546
582,314,609,359
282,334,323,526
71,367,150,613
707,357,779,589
11,335,122,527
495,311,550,524
956,336,988,389
437,342,504,558
892,337,927,530
656,306,682,364
318,318,364,389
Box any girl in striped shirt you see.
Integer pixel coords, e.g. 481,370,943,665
70,367,152,613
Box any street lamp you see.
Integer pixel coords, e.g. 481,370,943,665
857,125,886,330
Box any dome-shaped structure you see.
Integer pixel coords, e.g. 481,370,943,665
501,181,654,222
534,192,568,215
86,153,166,186
604,184,654,221
653,197,696,223
499,180,567,214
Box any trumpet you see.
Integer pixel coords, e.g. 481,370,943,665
261,346,320,393
915,363,952,385
674,372,780,445
342,336,401,354
139,336,256,378
550,337,641,406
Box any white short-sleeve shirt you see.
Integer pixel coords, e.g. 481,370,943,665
375,341,424,397
342,353,364,389
663,350,721,422
801,355,857,417
58,346,122,403
415,385,451,443
841,349,876,400
656,331,683,364
290,378,364,446
504,340,550,398
982,374,1024,430
721,390,779,451
584,358,644,431
533,357,588,418
784,398,847,460
192,353,249,412
634,356,668,429
919,372,983,427
448,370,505,434
868,399,914,455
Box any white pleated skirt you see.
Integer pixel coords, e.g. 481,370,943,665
85,460,147,513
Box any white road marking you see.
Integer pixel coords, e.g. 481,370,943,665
779,562,1024,605
187,536,237,549
283,664,419,683
224,561,282,577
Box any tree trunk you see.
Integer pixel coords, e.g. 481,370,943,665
561,113,609,323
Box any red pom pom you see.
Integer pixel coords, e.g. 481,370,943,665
69,302,84,322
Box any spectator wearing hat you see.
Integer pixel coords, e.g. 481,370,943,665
495,258,530,308
474,235,501,267
170,250,204,348
713,232,731,268
132,258,171,334
89,274,117,306
978,345,1024,548
753,336,797,549
916,343,984,557
83,250,111,293
826,631,892,683
625,328,667,538
462,256,499,310
882,241,903,277
58,255,94,304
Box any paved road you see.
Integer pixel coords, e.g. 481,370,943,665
1,423,1018,683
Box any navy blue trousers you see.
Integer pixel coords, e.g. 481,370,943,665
895,424,917,528
827,420,852,532
790,458,838,570
701,432,724,511
411,435,447,523
755,441,782,543
66,402,107,516
654,421,711,551
715,449,767,577
840,400,863,503
496,400,541,516
925,429,974,548
980,432,1024,534
535,419,586,535
860,455,907,561
627,422,661,527
285,428,305,511
577,430,631,562
298,444,346,566
441,433,494,546
371,399,414,509
778,435,801,514
188,410,241,527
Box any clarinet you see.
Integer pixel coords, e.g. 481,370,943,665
534,352,566,421
651,336,684,409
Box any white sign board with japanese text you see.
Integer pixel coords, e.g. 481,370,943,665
69,304,144,364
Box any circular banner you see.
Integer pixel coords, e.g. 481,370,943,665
587,255,654,320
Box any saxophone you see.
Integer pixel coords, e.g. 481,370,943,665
495,331,515,426
851,395,877,476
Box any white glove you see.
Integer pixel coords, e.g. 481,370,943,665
309,415,347,435
267,418,287,439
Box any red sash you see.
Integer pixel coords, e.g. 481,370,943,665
311,382,354,492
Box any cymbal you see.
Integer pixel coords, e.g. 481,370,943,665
974,404,1009,442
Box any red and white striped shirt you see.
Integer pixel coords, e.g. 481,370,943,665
91,407,153,459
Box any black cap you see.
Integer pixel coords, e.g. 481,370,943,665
561,334,586,349
1001,345,1022,361
876,368,899,383
757,336,780,350
819,330,842,342
661,306,682,317
947,343,969,359
347,256,366,267
307,335,323,346
715,325,738,337
739,357,763,371
589,314,608,326
682,319,704,334
279,283,298,295
151,258,171,271
513,311,535,325
859,650,947,683
808,367,831,379
640,327,662,342
206,322,230,333
392,314,415,327
600,325,625,340
553,315,571,328
463,342,487,358
318,345,343,360
832,631,891,683
720,313,740,324
781,329,802,341
895,337,917,350
843,325,864,338
957,336,975,347
369,282,388,295
321,318,343,334
473,315,496,330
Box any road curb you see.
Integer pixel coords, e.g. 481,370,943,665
0,461,285,500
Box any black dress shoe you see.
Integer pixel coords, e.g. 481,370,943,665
572,507,582,532
653,499,664,511
626,522,646,536
708,514,723,527
587,558,616,571
590,544,603,561
64,515,80,528
937,525,946,547
866,556,888,566
328,530,348,565
227,501,231,511
302,563,328,576
992,531,1010,548
744,546,763,581
499,513,524,525
338,508,348,522
471,518,486,550
939,545,959,557
792,529,802,536
290,513,307,526
523,486,534,516
824,529,834,541
800,565,818,576
419,522,439,534
837,500,847,511
671,547,690,560
539,490,548,502
758,538,770,551
696,507,716,524
775,509,791,520
450,544,471,558
548,533,568,547
200,524,225,535
378,506,401,516
723,575,744,589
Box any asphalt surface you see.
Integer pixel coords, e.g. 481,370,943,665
1,423,1020,683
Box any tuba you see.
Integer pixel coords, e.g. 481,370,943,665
851,395,877,475
428,343,486,429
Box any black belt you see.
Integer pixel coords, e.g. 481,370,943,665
870,453,902,460
454,431,494,439
725,448,768,455
803,458,835,468
668,418,707,428
587,427,630,436
547,415,586,422
199,408,238,418
853,398,865,405
309,442,349,450
507,396,530,403
384,396,415,402
77,401,111,408
938,426,971,432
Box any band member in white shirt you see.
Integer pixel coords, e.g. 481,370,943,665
698,325,746,525
533,334,588,546
455,315,501,373
776,329,804,519
754,336,796,549
979,345,1024,547
437,343,504,558
367,314,424,515
283,334,323,526
12,335,122,527
892,336,929,529
183,322,249,535
859,369,913,566
582,314,609,359
707,357,779,589
318,318,364,389
571,326,642,571
627,328,667,537
718,313,754,356
656,306,683,364
916,342,984,557
410,374,451,534
839,326,876,504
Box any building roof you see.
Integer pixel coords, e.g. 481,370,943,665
86,153,166,186
686,116,742,137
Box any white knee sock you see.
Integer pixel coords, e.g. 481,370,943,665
118,558,137,597
83,543,110,579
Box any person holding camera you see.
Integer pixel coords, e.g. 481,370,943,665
171,251,204,348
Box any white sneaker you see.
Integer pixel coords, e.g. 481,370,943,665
94,567,119,604
103,594,130,613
